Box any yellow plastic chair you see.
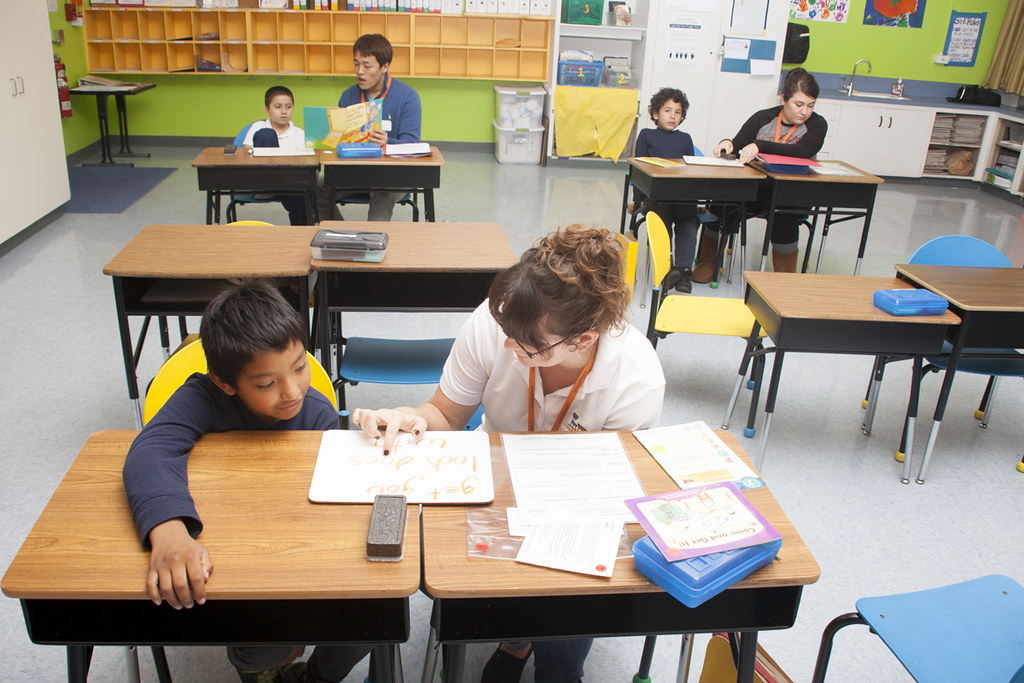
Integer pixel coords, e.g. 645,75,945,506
143,338,337,425
226,220,275,226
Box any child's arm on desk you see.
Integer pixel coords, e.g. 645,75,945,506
146,519,213,610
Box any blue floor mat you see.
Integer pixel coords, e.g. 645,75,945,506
65,166,175,213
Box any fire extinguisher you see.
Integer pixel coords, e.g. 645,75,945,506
55,54,72,119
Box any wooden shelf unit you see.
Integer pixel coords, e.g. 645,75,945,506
84,7,552,80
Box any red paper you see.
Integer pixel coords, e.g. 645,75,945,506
756,153,821,167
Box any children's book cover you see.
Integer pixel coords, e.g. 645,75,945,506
311,100,383,148
625,482,780,562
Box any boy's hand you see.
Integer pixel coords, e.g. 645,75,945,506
368,128,388,147
147,519,213,610
352,408,426,454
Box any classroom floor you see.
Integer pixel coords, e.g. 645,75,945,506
2,144,1023,683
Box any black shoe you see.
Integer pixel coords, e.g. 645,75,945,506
674,267,692,293
662,267,683,291
480,646,531,683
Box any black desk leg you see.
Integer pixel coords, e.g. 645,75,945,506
83,94,121,167
112,278,144,428
896,355,924,484
620,172,631,234
755,349,786,471
916,312,969,484
67,645,92,683
722,321,763,429
152,646,173,683
735,631,758,683
113,94,149,159
854,195,876,276
425,189,436,222
442,643,467,683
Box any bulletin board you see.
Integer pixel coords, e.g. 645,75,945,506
942,11,986,67
308,429,495,504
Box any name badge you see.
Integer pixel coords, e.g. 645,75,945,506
382,120,392,132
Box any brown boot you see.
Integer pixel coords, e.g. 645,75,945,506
691,234,719,283
771,248,799,273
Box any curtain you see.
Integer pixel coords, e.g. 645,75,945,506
984,0,1024,95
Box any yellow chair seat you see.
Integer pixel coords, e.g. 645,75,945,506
143,338,336,425
655,295,766,339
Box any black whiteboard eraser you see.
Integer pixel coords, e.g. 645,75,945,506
367,494,407,562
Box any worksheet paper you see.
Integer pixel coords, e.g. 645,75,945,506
515,519,622,578
632,421,765,490
683,155,744,167
500,433,645,523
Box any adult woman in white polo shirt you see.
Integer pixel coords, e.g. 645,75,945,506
353,224,666,683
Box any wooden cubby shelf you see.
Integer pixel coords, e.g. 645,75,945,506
84,7,552,81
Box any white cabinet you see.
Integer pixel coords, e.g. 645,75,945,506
824,101,934,177
0,2,70,245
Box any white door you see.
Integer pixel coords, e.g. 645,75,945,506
0,2,70,245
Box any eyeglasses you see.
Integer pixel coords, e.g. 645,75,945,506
516,334,576,360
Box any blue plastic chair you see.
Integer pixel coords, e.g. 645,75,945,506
861,235,1023,481
225,123,288,223
812,574,1024,683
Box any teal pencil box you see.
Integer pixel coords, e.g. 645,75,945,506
873,289,948,316
337,143,382,158
633,535,782,607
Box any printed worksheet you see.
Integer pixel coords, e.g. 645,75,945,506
633,421,765,490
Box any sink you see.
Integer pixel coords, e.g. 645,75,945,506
848,90,910,101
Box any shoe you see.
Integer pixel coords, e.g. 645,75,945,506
691,234,719,283
771,248,799,273
281,662,307,683
480,645,531,683
662,267,683,291
235,668,284,683
674,267,692,293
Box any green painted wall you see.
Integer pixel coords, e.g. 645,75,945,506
794,0,1008,82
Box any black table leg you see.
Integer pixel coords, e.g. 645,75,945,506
113,94,149,159
83,94,122,167
425,189,436,222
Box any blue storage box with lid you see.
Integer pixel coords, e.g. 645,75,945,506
337,142,382,159
633,535,782,607
873,288,948,316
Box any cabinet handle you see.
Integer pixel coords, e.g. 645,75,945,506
887,116,893,129
10,78,16,97
878,115,883,127
16,76,24,94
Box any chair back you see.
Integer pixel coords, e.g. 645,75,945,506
233,123,254,147
227,220,274,226
909,235,1012,267
143,339,337,424
644,211,673,289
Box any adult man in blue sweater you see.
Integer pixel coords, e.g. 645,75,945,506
338,33,423,221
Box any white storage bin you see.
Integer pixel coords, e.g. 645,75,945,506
493,120,544,165
494,84,546,129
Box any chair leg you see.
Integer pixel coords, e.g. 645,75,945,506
633,636,657,683
975,375,999,427
810,612,867,683
151,647,173,683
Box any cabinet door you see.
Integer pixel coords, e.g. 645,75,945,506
832,102,932,177
0,6,70,244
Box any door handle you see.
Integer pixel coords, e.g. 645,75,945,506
16,76,25,94
10,78,16,97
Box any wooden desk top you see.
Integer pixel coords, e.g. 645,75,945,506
2,431,421,601
70,82,155,96
192,147,322,168
421,431,819,599
321,145,445,167
895,264,1024,312
629,157,765,181
103,224,319,279
311,222,517,273
744,271,960,325
752,160,884,185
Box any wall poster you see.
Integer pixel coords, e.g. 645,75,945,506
863,0,926,28
943,11,985,67
790,0,848,24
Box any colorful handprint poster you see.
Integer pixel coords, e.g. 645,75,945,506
790,0,849,24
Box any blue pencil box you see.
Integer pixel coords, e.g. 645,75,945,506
337,143,382,159
873,289,948,316
633,535,782,607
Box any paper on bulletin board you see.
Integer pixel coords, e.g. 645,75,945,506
308,429,494,504
553,86,638,160
665,0,708,63
943,11,985,67
731,0,769,35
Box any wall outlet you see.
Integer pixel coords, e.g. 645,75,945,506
934,54,950,64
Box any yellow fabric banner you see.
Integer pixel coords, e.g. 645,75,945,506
553,86,638,160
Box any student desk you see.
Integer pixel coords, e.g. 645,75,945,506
751,161,884,275
1,430,419,683
421,430,820,683
103,224,318,427
69,82,155,167
311,221,517,397
192,147,321,224
321,146,445,222
620,158,765,286
725,271,960,479
893,264,1024,483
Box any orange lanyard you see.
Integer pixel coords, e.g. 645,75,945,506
773,113,796,144
360,72,391,104
527,341,598,432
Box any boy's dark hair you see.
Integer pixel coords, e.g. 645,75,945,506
200,281,307,388
648,87,689,123
781,68,819,100
265,85,294,108
353,34,393,68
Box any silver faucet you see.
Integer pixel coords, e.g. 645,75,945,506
848,59,872,95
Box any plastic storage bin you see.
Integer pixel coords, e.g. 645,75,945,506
558,60,603,87
495,84,546,129
492,120,544,165
633,535,782,608
873,288,949,316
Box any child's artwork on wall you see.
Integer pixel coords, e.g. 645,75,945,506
863,0,926,28
790,0,849,24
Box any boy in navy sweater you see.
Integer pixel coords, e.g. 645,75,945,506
123,282,366,683
631,88,699,293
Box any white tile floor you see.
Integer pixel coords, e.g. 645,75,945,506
1,144,1023,682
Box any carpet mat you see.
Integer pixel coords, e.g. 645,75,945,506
65,166,175,214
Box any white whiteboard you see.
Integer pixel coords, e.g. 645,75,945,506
308,430,494,504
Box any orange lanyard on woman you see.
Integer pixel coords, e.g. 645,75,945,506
774,113,795,144
527,342,598,432
360,72,391,104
